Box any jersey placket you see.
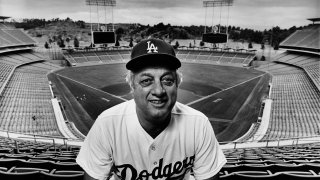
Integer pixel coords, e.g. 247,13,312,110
148,140,165,180
149,142,158,166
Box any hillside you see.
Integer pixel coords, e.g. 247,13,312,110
10,18,300,49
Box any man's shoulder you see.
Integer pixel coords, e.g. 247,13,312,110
97,99,135,120
172,102,207,119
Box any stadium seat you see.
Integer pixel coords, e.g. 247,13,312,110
0,148,13,153
54,157,76,163
0,171,42,180
220,171,277,180
19,160,53,170
275,171,320,179
51,162,83,171
11,167,50,173
0,159,25,169
54,170,84,175
0,167,7,172
232,171,276,180
40,171,84,180
8,154,32,161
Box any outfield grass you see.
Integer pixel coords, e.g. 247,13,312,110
189,76,261,120
180,63,264,89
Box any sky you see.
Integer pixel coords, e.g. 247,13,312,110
0,0,319,30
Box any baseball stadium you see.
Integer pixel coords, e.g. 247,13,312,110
0,0,319,179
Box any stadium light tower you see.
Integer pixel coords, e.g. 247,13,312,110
86,0,116,45
202,0,233,46
203,0,233,33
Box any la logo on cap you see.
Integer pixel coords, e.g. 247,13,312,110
146,41,158,53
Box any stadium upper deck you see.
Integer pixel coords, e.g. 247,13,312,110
0,22,37,50
280,23,320,54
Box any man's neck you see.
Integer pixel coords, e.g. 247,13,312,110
137,113,171,139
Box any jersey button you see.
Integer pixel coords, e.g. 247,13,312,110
151,145,156,151
153,161,157,165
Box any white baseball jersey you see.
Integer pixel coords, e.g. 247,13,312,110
76,99,226,180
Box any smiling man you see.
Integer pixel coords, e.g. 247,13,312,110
76,38,226,180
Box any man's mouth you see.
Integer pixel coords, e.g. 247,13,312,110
149,100,166,106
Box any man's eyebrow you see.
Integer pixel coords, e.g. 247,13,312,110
162,72,174,76
139,72,153,77
139,71,175,77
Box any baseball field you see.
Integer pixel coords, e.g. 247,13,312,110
48,62,269,141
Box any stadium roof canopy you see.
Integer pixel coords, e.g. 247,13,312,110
0,16,10,20
307,18,320,24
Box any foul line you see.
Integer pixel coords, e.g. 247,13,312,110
186,73,267,106
56,74,128,102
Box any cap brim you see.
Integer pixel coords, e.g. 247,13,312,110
126,53,181,71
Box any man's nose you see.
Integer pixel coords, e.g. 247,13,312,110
152,81,165,96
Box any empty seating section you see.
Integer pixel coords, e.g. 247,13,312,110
0,62,61,136
0,23,10,29
2,134,320,179
220,144,320,179
0,51,45,66
106,51,123,61
219,57,232,64
118,50,131,61
273,52,320,91
175,49,253,66
86,56,100,62
0,136,84,179
257,62,320,140
282,31,310,46
64,50,131,64
176,50,188,61
186,54,198,61
305,65,320,89
64,49,255,67
257,62,302,75
0,28,36,47
73,57,87,63
2,29,36,44
280,25,320,49
82,52,101,62
0,29,22,45
99,55,112,62
231,58,245,64
0,62,14,88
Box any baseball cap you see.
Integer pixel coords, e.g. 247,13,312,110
126,38,181,71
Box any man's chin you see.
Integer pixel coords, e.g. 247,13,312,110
149,110,170,121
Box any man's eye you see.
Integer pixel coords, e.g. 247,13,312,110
140,79,152,86
162,78,174,86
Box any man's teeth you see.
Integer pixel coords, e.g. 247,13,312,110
150,100,163,104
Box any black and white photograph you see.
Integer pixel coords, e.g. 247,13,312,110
0,0,319,179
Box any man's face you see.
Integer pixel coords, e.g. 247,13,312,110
133,66,178,124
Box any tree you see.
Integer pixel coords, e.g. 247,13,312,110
74,37,79,48
115,27,125,41
274,42,279,50
115,27,125,35
129,38,133,47
44,42,49,49
66,37,70,47
57,37,65,48
173,41,180,49
115,38,120,47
